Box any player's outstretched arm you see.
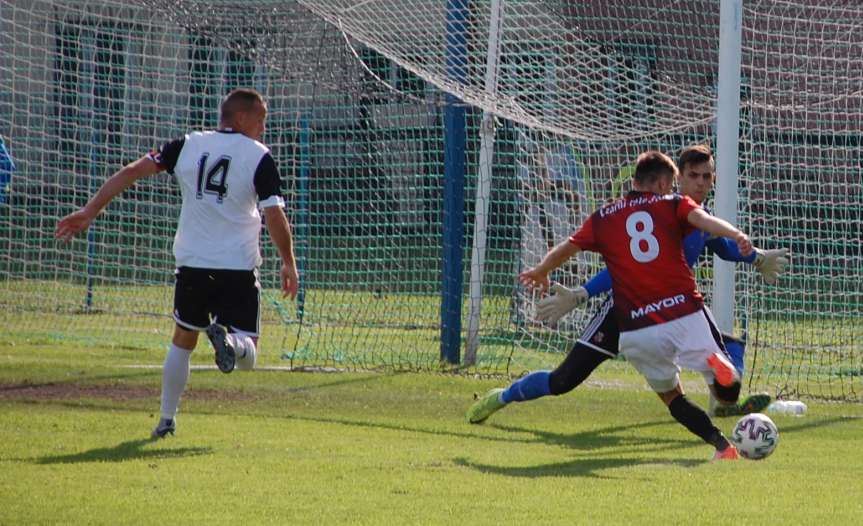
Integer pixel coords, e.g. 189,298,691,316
687,208,752,257
518,239,580,291
706,236,789,282
263,206,299,299
55,156,161,241
705,236,757,264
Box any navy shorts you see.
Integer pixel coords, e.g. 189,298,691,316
173,266,261,336
576,297,621,357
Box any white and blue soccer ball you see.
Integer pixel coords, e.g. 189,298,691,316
730,413,779,460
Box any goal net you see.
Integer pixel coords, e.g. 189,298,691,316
739,0,863,400
1,0,860,399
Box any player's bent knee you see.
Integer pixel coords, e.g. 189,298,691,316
548,370,576,395
713,380,741,404
172,324,199,350
236,350,256,370
647,376,679,394
657,385,684,406
548,343,609,395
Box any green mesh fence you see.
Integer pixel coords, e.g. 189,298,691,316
1,1,860,399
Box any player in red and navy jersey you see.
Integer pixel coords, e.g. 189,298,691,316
538,145,784,416
519,151,747,459
466,146,785,427
56,88,298,439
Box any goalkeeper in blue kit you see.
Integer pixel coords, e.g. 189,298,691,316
467,144,788,423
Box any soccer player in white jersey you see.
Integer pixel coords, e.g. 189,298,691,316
518,151,752,460
56,88,298,438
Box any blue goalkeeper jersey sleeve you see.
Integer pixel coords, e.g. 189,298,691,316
703,235,758,263
583,268,613,297
688,203,756,264
580,200,755,298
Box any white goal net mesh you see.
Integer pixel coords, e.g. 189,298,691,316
1,0,860,399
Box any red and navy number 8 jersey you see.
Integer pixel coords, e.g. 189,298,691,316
569,191,704,330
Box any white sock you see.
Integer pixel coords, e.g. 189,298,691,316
160,343,192,420
229,333,257,371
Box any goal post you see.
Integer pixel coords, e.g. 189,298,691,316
465,0,503,366
713,0,744,335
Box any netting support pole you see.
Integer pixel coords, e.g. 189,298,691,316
440,0,469,364
82,33,98,312
713,0,743,333
85,130,98,312
465,0,503,366
296,115,310,323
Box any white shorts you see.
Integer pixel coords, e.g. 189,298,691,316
619,309,724,392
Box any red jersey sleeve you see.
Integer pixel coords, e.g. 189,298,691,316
569,214,598,252
676,194,701,230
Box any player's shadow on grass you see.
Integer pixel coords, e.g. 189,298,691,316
489,420,697,455
453,455,703,480
456,420,705,478
33,439,212,465
455,415,862,479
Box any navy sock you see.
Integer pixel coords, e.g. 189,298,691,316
669,394,730,450
501,371,552,403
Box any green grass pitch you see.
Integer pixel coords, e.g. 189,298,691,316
1,337,862,525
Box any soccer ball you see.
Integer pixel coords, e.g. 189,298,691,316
730,413,779,460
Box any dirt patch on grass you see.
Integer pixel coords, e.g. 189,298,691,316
0,381,258,403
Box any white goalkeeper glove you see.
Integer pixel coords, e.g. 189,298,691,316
753,247,789,285
536,283,589,325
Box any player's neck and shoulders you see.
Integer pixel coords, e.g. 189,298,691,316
596,190,679,218
186,128,270,154
626,190,680,201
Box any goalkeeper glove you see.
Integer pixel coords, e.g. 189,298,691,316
753,247,789,285
536,283,589,325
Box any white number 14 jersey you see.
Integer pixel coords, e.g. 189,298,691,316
148,129,285,270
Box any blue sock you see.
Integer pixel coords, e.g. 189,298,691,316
501,371,552,403
725,340,746,376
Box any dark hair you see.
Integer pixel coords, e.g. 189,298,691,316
633,151,677,186
677,144,713,173
220,88,265,123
